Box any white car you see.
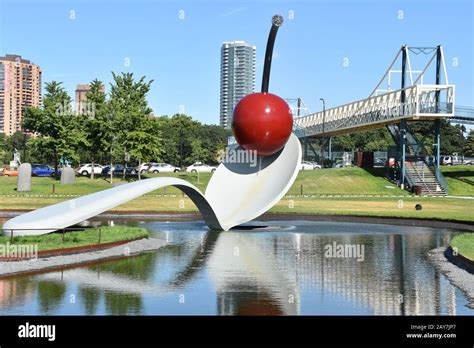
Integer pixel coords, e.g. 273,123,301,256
334,161,353,168
148,163,180,173
138,162,158,174
76,164,104,176
300,161,321,170
442,155,473,166
186,162,217,173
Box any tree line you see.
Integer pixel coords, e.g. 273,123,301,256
306,121,474,157
0,71,472,171
0,72,231,178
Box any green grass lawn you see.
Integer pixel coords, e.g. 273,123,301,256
450,233,474,261
441,165,474,196
0,167,403,196
271,196,474,222
0,165,471,197
0,173,212,196
287,167,404,195
1,195,471,223
0,167,472,223
0,225,149,252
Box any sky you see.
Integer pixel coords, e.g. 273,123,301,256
0,0,472,125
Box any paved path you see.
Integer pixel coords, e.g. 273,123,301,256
428,247,474,309
0,237,166,277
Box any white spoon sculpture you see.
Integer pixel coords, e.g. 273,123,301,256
2,134,301,236
2,15,301,236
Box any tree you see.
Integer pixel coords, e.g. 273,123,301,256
187,139,208,164
464,130,474,157
109,72,161,179
22,81,85,176
170,114,201,166
155,116,180,165
153,114,230,167
0,133,7,164
196,124,231,163
79,79,108,179
332,128,392,152
123,116,161,180
409,120,465,155
329,120,468,157
4,131,30,163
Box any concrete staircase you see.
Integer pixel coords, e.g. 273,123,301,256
405,159,447,196
387,124,448,196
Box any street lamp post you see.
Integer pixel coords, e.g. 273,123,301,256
320,98,326,167
110,135,116,185
320,98,326,134
460,125,466,164
179,128,184,170
108,113,116,185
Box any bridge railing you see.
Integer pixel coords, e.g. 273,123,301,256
294,85,455,136
433,165,449,194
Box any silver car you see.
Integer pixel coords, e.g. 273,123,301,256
148,163,180,173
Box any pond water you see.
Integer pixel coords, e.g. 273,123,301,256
0,219,472,315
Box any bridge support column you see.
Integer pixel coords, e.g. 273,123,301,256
302,137,319,162
320,138,324,165
435,119,441,179
328,137,332,164
400,119,406,190
303,137,308,161
399,46,408,190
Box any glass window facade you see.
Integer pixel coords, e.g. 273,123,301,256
220,41,256,128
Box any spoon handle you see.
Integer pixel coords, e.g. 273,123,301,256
261,15,284,93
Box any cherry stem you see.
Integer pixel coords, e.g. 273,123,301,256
261,15,284,93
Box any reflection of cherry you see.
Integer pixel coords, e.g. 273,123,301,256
232,93,292,156
232,15,292,157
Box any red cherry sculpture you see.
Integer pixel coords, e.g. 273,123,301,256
232,92,293,156
232,14,292,157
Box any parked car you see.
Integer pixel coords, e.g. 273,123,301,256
76,164,104,176
442,155,472,165
137,162,158,174
148,163,180,173
334,161,354,168
31,164,56,177
373,158,387,168
1,166,18,177
102,164,137,176
186,162,217,173
300,161,321,170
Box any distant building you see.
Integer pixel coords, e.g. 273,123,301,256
75,84,104,115
75,84,90,114
0,54,42,135
220,41,256,128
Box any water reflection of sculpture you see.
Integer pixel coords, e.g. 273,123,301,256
0,225,459,315
208,233,298,315
0,231,298,315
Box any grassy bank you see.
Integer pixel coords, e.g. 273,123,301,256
271,196,474,222
0,166,472,197
0,195,472,223
0,166,472,223
440,165,474,196
0,173,211,196
0,225,149,252
450,233,474,261
0,167,406,196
